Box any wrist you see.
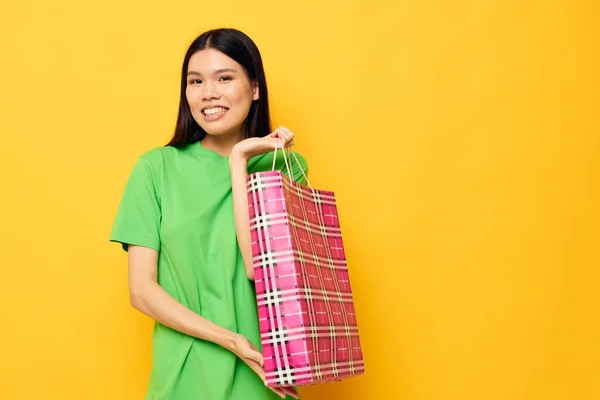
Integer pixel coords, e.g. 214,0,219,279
229,146,248,167
221,330,239,353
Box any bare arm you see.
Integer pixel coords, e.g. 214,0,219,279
228,154,254,280
127,245,239,350
128,245,298,398
228,128,296,281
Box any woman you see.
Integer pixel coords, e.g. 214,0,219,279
110,28,307,400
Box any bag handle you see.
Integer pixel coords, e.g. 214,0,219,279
271,144,313,189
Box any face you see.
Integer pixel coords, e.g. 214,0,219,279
186,48,259,139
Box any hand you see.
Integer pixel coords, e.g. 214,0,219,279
231,126,295,162
230,334,299,399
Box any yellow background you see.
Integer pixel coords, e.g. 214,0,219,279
1,1,598,399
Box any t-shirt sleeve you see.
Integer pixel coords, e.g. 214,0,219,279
109,157,161,252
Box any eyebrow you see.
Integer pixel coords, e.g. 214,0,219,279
187,68,237,76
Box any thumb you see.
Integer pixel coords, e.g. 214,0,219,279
252,349,264,367
267,130,283,138
266,131,286,145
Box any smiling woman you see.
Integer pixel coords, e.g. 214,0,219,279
167,29,272,150
109,28,308,400
185,50,258,133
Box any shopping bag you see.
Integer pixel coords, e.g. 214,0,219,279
247,147,365,387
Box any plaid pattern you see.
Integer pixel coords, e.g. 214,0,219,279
247,170,365,387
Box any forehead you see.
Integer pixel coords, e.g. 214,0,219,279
187,48,242,73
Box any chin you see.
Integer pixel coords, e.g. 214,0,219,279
200,122,245,138
203,128,237,137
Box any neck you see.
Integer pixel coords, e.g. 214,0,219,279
200,130,244,157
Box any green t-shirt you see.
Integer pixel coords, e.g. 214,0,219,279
110,141,308,400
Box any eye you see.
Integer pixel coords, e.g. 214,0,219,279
219,76,232,82
188,79,202,85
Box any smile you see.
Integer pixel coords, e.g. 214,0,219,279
202,107,228,116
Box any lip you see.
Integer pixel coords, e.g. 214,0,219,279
202,108,227,122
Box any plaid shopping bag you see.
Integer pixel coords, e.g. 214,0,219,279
247,148,365,387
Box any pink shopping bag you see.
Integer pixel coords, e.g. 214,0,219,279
247,147,365,387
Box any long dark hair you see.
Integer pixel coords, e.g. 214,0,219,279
166,28,271,147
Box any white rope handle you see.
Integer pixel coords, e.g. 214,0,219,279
271,144,293,182
289,148,312,189
271,144,313,189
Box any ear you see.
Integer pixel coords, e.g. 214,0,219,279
252,80,259,101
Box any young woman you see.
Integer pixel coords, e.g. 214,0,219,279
110,28,307,399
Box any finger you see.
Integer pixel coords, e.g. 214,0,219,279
270,126,287,137
269,387,286,399
279,126,295,140
273,126,294,141
279,386,300,399
279,128,292,140
281,131,295,148
268,130,282,138
244,358,265,381
281,386,299,399
278,125,291,135
278,133,290,147
269,127,294,148
245,348,264,367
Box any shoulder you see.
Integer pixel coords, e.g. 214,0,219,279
135,145,183,170
137,145,180,163
126,146,184,189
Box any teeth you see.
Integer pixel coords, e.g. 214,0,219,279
204,107,227,115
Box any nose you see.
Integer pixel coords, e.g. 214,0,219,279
201,80,220,101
